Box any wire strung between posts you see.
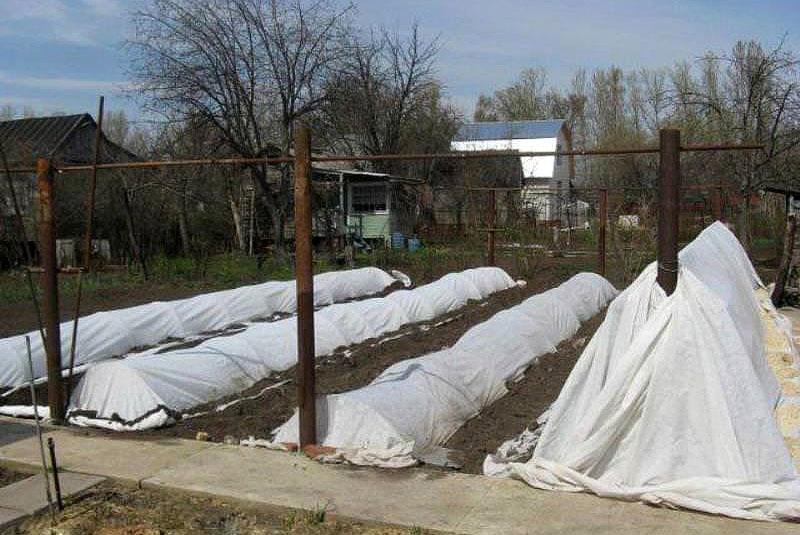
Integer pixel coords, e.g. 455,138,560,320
1,142,765,175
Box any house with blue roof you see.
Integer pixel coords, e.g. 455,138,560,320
451,119,576,223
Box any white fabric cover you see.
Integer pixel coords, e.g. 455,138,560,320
0,267,401,387
486,222,800,522
271,272,617,467
67,267,517,430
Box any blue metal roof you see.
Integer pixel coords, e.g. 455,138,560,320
453,119,565,142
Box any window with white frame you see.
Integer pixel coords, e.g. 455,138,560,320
351,183,388,213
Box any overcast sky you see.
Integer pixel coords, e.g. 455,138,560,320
1,0,798,121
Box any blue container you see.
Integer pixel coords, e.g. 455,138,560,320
407,237,421,252
391,231,405,249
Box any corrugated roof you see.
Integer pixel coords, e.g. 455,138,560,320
453,119,565,142
0,114,89,160
0,113,138,165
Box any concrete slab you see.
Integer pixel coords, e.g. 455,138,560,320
0,428,212,484
0,473,104,514
0,506,25,531
454,477,794,535
143,446,800,535
143,445,489,532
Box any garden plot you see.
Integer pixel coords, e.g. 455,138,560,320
0,267,404,388
68,267,520,431
484,222,800,522
269,272,617,468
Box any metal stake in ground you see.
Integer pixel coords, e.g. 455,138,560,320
657,129,681,295
47,438,64,511
26,336,56,522
294,122,316,448
37,158,65,423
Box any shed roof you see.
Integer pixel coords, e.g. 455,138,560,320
0,113,137,165
453,119,566,142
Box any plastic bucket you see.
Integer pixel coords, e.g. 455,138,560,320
391,232,405,249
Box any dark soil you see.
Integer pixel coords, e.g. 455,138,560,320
142,281,545,442
68,255,594,443
443,310,607,474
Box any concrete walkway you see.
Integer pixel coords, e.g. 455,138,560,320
0,472,104,530
0,418,796,534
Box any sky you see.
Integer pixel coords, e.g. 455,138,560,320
1,0,799,122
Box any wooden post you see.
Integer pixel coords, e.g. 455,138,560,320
487,189,496,266
294,122,316,448
657,129,681,295
598,188,607,277
773,212,797,307
36,158,64,423
712,186,723,222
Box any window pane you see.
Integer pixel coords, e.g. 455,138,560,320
352,184,387,212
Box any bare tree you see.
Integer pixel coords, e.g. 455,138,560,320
322,24,444,173
128,0,352,249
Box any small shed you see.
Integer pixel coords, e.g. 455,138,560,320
312,169,423,245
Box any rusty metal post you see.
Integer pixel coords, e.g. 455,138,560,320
36,158,65,423
294,122,316,448
67,96,104,394
657,129,681,295
598,188,608,277
487,189,496,266
712,186,723,221
82,96,104,270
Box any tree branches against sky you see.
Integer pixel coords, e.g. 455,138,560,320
0,0,798,118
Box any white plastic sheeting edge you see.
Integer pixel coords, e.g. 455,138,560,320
270,272,618,468
485,222,800,522
0,267,405,387
67,267,518,431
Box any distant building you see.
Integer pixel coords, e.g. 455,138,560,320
451,119,576,223
0,114,137,267
310,168,423,246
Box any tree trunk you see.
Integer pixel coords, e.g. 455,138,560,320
773,212,796,307
739,192,753,255
177,177,191,256
227,182,246,251
121,180,148,279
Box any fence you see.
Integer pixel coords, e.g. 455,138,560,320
1,112,768,443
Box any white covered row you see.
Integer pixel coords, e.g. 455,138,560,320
271,272,618,467
67,267,519,430
485,222,800,522
0,267,403,388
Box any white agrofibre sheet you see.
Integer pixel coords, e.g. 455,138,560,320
485,222,800,522
271,272,618,467
67,267,518,430
0,267,403,388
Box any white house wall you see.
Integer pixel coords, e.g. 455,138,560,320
450,137,558,179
